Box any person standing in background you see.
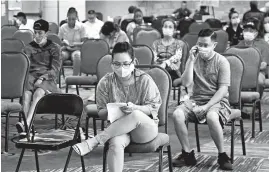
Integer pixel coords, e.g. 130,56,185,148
173,1,192,20
120,6,137,25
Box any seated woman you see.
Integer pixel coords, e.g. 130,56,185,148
72,42,161,172
225,8,244,47
237,17,269,96
58,7,87,77
152,18,189,101
126,8,147,41
100,21,130,50
16,19,61,133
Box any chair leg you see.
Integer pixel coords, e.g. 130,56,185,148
58,70,61,89
167,145,173,172
258,101,263,132
251,102,256,138
76,85,80,95
61,114,65,126
80,156,86,172
103,144,109,172
240,119,246,156
173,87,176,100
230,120,235,164
5,113,10,152
159,146,164,172
101,120,105,131
177,87,181,105
85,117,89,139
55,114,58,129
63,147,73,172
66,84,69,93
93,118,97,136
34,150,40,172
62,67,65,78
15,148,25,172
195,123,200,152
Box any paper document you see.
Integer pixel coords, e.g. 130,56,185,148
107,103,127,123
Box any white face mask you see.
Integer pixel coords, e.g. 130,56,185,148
231,18,240,25
162,28,174,37
264,23,269,32
113,64,135,78
243,31,256,41
34,36,47,46
198,47,213,60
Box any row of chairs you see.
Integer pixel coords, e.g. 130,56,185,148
2,51,245,171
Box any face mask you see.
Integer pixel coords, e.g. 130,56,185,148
264,23,269,32
34,36,47,46
162,28,174,37
243,31,256,41
16,19,22,26
113,64,135,78
198,47,213,60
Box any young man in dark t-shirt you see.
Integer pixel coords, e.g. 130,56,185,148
172,29,233,170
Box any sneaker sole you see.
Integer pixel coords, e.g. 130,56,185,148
16,123,25,133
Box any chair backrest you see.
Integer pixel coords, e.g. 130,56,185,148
81,39,110,74
179,40,190,74
133,44,154,65
1,52,30,99
96,12,103,21
225,46,261,90
121,19,133,33
177,18,195,38
215,30,229,53
188,22,210,34
133,28,161,49
1,25,18,40
151,18,164,35
1,38,25,53
12,29,34,45
136,65,171,129
47,33,61,46
205,18,222,29
48,22,59,34
96,54,113,81
182,33,198,49
222,54,245,107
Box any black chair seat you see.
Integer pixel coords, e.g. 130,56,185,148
63,60,73,66
85,104,99,118
14,129,76,150
241,91,260,102
65,75,97,85
1,101,22,114
125,133,169,153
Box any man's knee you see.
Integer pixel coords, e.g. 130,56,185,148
61,51,70,61
206,111,219,125
129,110,144,120
33,88,45,100
24,91,32,100
71,51,81,61
109,135,130,150
173,108,185,123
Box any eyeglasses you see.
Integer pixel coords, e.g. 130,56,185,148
111,61,133,69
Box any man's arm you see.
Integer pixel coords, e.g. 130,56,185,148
182,46,198,87
205,86,228,109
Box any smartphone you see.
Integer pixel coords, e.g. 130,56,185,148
193,46,199,57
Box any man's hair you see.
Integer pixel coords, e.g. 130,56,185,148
182,1,187,4
250,1,258,10
198,29,217,41
128,6,137,14
67,7,77,16
133,8,143,15
100,21,119,36
112,42,134,60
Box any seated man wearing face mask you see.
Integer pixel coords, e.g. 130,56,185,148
15,19,62,135
237,17,269,95
172,29,233,170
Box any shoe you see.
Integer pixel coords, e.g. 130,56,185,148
172,150,197,167
218,152,233,170
72,137,99,156
16,122,25,134
70,85,77,89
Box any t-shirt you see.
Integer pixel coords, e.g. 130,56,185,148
191,52,231,104
84,19,104,39
58,22,86,45
19,19,35,33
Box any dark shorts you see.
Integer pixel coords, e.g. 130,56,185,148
176,99,231,128
26,73,61,94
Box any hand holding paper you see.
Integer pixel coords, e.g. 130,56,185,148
107,103,127,123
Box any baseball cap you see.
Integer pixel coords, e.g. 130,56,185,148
13,12,26,18
243,21,256,30
88,10,96,14
33,19,49,32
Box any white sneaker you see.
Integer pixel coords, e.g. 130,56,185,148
180,95,190,102
70,85,76,89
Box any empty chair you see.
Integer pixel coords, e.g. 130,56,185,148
1,25,18,40
205,18,223,30
188,22,210,34
47,33,61,46
1,38,25,53
182,33,198,49
133,44,154,65
133,28,161,49
215,30,229,53
13,29,34,45
177,17,195,38
48,22,59,34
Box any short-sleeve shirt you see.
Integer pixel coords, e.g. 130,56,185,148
58,22,86,44
191,52,231,104
19,19,35,33
84,19,104,39
96,69,162,123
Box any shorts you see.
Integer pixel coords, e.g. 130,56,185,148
176,99,231,128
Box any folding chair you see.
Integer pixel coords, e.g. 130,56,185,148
225,46,262,138
188,22,210,34
133,27,161,49
133,44,154,65
1,38,25,53
215,30,229,53
181,33,198,50
193,54,246,163
1,25,18,40
13,29,34,45
65,39,109,95
13,94,85,172
102,65,173,172
48,22,59,34
1,52,30,154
